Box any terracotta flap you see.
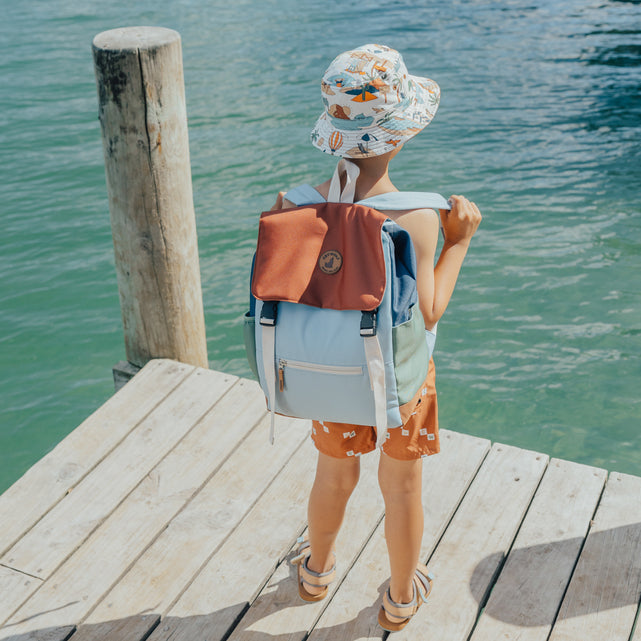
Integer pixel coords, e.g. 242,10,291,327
252,202,388,311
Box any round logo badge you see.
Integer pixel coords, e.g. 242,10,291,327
319,250,343,275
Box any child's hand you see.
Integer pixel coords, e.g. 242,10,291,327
439,195,482,246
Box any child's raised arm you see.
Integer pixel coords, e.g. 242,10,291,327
403,195,482,329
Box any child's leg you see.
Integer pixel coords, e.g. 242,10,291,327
305,451,360,591
378,452,424,605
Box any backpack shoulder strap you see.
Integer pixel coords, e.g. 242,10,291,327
357,191,451,211
283,184,326,206
283,180,449,211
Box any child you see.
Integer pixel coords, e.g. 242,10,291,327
273,44,481,631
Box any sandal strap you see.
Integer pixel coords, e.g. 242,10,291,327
290,535,336,587
381,565,434,619
290,537,311,565
300,556,336,588
382,583,418,619
414,564,434,603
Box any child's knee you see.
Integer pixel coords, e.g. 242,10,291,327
328,466,360,495
315,455,360,494
378,455,422,497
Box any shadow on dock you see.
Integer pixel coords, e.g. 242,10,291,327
471,521,641,627
2,523,640,641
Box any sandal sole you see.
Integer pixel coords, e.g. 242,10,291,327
378,606,410,631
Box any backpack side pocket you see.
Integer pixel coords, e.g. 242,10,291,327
392,306,430,404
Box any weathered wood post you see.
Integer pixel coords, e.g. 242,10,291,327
92,27,208,387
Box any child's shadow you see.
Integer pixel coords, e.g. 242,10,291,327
230,552,386,641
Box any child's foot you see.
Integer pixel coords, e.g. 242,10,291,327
378,564,434,631
290,536,336,602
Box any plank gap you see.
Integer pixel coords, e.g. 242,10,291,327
0,565,47,628
219,603,251,641
547,471,641,641
62,625,77,641
630,602,641,641
138,616,162,641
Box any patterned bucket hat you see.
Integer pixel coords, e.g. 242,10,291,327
311,44,440,158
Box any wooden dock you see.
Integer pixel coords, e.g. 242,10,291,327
1,359,640,641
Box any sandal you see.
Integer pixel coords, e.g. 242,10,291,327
378,564,434,632
290,536,336,602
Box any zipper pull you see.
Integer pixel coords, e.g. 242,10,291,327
278,360,285,392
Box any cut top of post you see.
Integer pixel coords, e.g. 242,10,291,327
92,26,180,53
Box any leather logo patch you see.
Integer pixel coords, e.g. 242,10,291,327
319,250,343,275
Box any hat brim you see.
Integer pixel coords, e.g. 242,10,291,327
311,75,440,158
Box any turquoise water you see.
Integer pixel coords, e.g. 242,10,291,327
1,0,640,493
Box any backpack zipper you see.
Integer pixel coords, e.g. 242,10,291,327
278,358,363,392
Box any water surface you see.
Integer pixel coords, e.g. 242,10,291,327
1,0,640,492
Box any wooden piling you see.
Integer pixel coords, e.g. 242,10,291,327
92,27,208,370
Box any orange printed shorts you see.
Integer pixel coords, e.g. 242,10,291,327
311,358,439,461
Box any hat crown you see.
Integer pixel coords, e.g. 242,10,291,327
311,43,440,158
321,44,411,126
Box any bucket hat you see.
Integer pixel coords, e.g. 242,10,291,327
311,44,440,158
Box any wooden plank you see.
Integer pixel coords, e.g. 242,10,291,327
122,436,318,641
549,471,641,641
470,459,607,641
385,443,549,641
0,376,271,640
308,430,491,641
0,359,192,556
0,367,236,626
0,624,76,641
0,565,43,615
69,414,311,641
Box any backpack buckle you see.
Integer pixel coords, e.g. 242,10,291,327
260,301,279,326
360,310,377,337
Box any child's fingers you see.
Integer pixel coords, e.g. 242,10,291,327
441,195,482,242
467,199,481,215
449,195,482,220
448,194,463,211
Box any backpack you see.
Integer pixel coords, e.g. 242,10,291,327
244,163,450,446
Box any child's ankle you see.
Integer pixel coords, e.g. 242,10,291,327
307,553,335,574
390,583,414,605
